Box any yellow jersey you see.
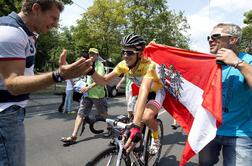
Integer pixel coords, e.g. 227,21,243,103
113,58,163,92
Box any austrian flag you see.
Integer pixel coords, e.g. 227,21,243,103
144,43,222,165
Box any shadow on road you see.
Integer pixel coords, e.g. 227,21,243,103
162,131,187,146
159,155,198,166
62,133,109,147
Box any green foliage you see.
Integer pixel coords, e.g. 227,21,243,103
72,0,190,65
73,0,126,64
241,10,252,54
243,10,252,24
124,0,190,48
0,0,22,16
1,0,190,71
35,29,60,71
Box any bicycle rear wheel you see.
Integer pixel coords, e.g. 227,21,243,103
145,119,164,166
86,146,131,166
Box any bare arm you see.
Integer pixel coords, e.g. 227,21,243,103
216,48,252,89
236,61,252,89
0,60,54,95
91,71,118,86
0,50,93,95
80,82,97,93
116,75,125,90
133,78,152,126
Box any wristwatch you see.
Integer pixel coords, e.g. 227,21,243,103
233,58,244,68
52,69,64,83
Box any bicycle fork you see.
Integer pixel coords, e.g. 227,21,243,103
140,126,149,164
113,138,124,166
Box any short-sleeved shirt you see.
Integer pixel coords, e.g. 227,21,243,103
0,12,36,111
86,60,106,99
217,52,252,137
113,58,163,92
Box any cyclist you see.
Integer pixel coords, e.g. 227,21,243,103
90,33,166,154
61,48,108,144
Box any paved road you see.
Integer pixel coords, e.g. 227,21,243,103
24,92,222,166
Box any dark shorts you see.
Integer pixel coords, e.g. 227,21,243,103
78,97,108,118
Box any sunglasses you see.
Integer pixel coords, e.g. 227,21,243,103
121,50,139,56
207,33,232,41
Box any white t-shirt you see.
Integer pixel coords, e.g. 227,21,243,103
65,80,73,91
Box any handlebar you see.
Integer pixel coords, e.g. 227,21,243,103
87,115,131,135
106,118,130,129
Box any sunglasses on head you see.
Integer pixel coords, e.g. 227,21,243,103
121,50,139,56
207,33,232,41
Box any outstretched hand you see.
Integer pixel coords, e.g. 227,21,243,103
59,49,68,66
58,49,94,79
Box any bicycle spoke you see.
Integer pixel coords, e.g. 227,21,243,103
87,146,130,166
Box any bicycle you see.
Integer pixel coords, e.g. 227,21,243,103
86,114,164,166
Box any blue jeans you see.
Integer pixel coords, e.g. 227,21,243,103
199,135,252,166
0,105,25,166
63,90,73,112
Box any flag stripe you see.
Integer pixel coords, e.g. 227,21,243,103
144,42,222,166
188,107,217,153
178,77,204,117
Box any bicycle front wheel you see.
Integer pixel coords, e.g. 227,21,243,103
86,146,130,166
145,119,164,166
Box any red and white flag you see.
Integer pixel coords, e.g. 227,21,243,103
144,42,222,166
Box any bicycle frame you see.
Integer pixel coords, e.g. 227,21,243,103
87,116,163,166
106,118,150,166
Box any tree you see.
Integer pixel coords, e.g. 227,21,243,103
73,0,127,64
35,29,60,71
244,10,252,24
241,10,252,54
124,0,190,49
73,0,190,65
0,0,22,16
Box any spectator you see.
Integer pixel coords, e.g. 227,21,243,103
199,23,252,166
63,79,74,114
61,48,108,144
0,1,93,166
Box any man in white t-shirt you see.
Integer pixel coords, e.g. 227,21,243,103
0,1,93,165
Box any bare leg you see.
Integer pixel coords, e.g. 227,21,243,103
72,114,85,137
128,111,134,120
142,106,159,132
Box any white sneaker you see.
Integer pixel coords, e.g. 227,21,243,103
149,138,161,155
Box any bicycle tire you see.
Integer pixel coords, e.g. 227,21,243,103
145,119,164,166
86,146,131,166
89,117,106,134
